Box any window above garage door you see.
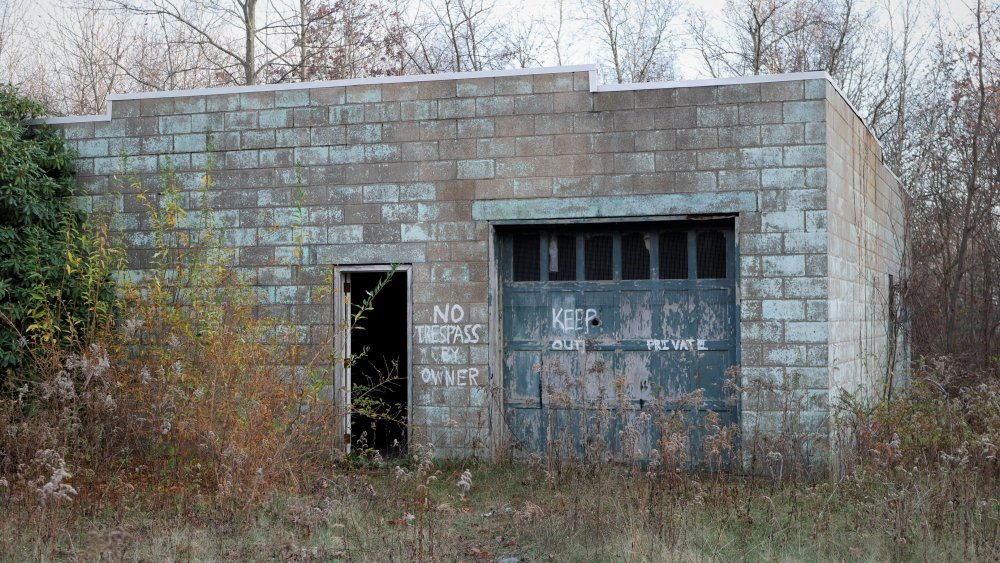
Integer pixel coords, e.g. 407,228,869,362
501,220,735,283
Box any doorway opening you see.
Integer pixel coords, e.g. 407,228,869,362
344,269,409,457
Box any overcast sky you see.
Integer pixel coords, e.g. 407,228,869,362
11,0,980,88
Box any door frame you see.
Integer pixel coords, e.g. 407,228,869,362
334,264,412,453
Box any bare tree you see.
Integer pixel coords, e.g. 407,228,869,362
581,0,679,83
690,0,820,77
907,0,1000,365
506,15,548,68
403,0,515,73
104,0,269,85
119,12,226,90
691,0,922,173
541,0,568,66
0,0,28,83
40,3,133,114
266,0,406,81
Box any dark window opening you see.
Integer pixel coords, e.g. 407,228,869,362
622,232,650,280
503,220,732,283
350,271,408,457
659,232,688,279
585,234,613,280
549,235,577,281
512,234,540,281
696,231,727,279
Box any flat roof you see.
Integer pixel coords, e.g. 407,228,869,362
43,65,835,124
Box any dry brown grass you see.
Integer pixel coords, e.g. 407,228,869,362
0,444,997,561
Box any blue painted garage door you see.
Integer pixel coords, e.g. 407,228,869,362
500,220,739,462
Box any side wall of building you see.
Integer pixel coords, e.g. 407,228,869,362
825,84,910,420
50,68,869,457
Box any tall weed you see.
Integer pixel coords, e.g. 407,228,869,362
0,161,341,515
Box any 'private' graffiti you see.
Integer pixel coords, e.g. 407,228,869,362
646,339,709,351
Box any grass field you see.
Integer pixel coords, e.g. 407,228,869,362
3,455,997,562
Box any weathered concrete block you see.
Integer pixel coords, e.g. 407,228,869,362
47,68,908,463
697,105,739,127
784,100,825,123
457,159,495,180
763,255,806,277
785,322,827,343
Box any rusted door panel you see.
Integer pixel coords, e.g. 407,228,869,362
698,350,733,405
620,290,653,340
500,223,739,462
504,350,541,407
506,407,544,453
648,351,697,401
695,289,733,341
539,351,582,405
508,290,546,341
659,289,694,339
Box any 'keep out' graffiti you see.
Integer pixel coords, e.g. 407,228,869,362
416,304,483,387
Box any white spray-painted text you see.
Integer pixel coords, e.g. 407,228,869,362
417,304,483,387
646,339,709,351
416,303,483,344
420,367,479,386
552,308,598,332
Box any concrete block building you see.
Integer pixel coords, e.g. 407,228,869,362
49,65,908,460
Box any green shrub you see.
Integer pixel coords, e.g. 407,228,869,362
0,86,114,381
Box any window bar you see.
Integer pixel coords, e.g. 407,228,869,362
687,231,697,281
649,230,660,280
612,232,622,281
539,232,550,282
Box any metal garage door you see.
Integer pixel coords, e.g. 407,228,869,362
500,220,739,463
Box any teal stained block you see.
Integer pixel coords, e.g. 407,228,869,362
764,345,808,367
223,228,257,247
259,109,292,128
77,139,109,158
327,225,364,244
362,184,399,203
401,223,431,242
472,191,757,221
329,146,363,164
783,100,825,123
174,134,208,153
400,183,436,201
159,115,191,134
294,146,328,166
275,90,309,108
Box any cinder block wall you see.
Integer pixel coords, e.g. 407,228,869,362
825,84,910,412
49,66,906,458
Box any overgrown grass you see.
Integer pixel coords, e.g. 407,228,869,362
1,446,996,561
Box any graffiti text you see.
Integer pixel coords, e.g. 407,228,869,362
646,339,709,351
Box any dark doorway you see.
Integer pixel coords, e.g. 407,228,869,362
348,270,408,457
